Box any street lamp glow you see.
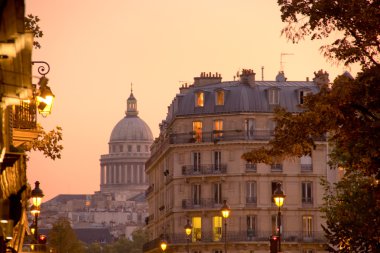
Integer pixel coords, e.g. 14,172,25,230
31,181,44,207
273,183,286,208
160,239,167,251
221,200,230,219
184,219,192,236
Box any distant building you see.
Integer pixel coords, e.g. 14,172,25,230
143,70,336,253
40,90,153,239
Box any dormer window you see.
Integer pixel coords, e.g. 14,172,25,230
195,91,204,107
268,88,280,105
215,90,224,105
299,89,312,105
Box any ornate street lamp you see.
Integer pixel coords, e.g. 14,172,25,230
30,181,44,242
32,61,55,117
273,183,286,252
220,200,230,253
184,219,192,253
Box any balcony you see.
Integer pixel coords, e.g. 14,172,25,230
182,198,223,209
182,164,227,176
13,101,37,129
301,164,313,173
302,197,313,207
169,129,275,145
143,230,326,251
12,101,39,147
246,196,257,206
245,163,257,172
271,164,283,172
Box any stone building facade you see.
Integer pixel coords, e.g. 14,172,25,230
143,70,337,253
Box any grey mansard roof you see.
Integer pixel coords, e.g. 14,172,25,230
165,80,319,123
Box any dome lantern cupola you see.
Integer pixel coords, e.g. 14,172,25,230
126,83,138,117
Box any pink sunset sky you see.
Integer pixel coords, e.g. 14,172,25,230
26,0,359,200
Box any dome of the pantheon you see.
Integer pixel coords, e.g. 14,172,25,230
109,92,153,143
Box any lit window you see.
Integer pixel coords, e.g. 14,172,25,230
192,217,202,242
302,182,313,204
268,88,280,105
215,90,224,105
212,216,223,242
302,216,313,237
195,91,204,107
299,90,312,105
213,120,223,139
193,121,203,142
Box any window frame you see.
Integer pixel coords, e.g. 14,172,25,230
215,90,225,106
246,181,257,204
195,91,204,107
268,88,280,105
192,121,203,142
302,181,313,204
213,182,222,205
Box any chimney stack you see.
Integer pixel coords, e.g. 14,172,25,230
194,72,222,87
240,69,256,86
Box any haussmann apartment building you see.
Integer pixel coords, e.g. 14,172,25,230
143,69,338,253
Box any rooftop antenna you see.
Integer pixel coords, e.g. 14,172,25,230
261,66,264,81
130,82,133,94
280,53,294,72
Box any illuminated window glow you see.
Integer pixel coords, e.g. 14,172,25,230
195,92,204,107
212,216,222,241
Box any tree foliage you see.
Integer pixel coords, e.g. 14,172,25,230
86,229,148,253
278,0,380,67
48,218,85,253
24,14,44,49
23,125,63,160
321,172,380,252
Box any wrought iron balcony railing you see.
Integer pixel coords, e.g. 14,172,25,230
143,230,327,251
301,164,313,172
169,129,275,145
245,163,257,172
246,196,257,205
182,198,224,209
182,164,227,176
13,101,37,129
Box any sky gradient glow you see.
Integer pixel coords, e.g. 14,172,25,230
26,0,359,200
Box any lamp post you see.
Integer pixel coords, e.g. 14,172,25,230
220,200,230,253
273,183,285,253
30,181,44,242
184,219,192,253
